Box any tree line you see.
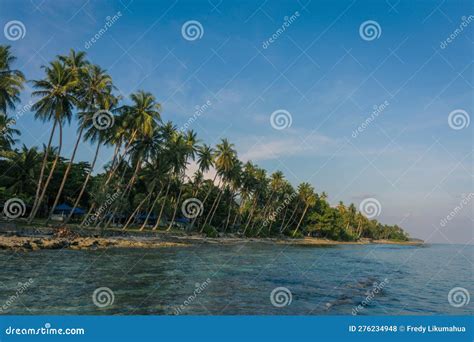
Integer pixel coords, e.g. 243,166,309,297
0,45,409,241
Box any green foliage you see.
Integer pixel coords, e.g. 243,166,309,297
0,44,410,243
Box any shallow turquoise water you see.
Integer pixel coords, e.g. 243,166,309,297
0,243,472,315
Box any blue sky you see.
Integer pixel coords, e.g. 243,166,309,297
0,0,472,243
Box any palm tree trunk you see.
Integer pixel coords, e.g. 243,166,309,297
140,187,163,231
201,184,222,231
65,141,101,224
29,119,57,222
243,193,258,235
153,178,171,230
103,156,142,229
223,192,234,232
47,126,84,223
279,205,289,232
208,190,223,228
122,192,152,230
166,185,183,231
28,121,63,223
104,129,137,187
292,204,309,237
80,204,96,228
189,174,218,232
281,204,299,233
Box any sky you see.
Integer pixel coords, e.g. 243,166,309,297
0,0,472,243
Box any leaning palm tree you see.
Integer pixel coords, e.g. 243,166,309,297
48,64,113,222
0,45,25,114
102,91,162,229
292,182,316,237
203,139,236,228
28,60,78,223
65,91,118,224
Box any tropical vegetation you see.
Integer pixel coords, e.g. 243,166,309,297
0,45,409,242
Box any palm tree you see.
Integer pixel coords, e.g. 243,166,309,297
166,132,196,230
48,64,113,222
204,139,236,228
223,159,242,232
102,92,162,228
0,145,40,196
65,91,118,224
292,182,316,237
28,60,78,223
0,45,25,114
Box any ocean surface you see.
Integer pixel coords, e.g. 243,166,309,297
0,243,472,315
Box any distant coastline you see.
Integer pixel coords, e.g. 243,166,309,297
0,222,423,252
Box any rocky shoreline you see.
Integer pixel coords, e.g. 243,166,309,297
0,235,188,251
0,233,423,252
